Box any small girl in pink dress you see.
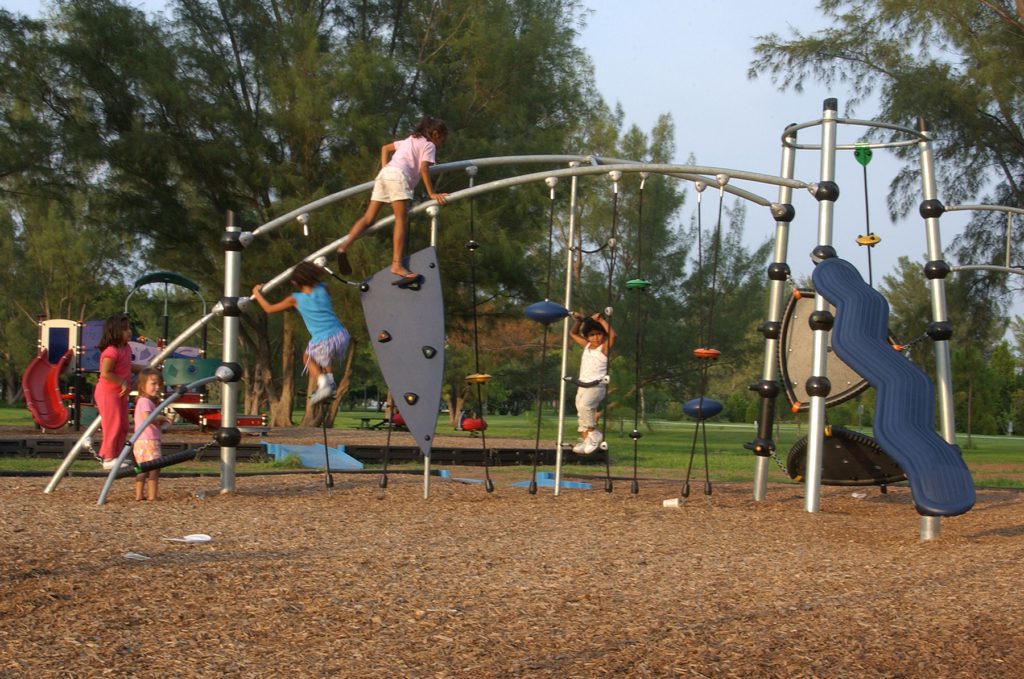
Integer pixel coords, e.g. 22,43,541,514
132,367,171,501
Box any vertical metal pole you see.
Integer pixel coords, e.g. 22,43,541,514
220,211,240,493
805,99,839,513
918,118,956,445
920,515,941,540
73,320,84,431
161,283,170,346
753,126,798,502
424,205,441,499
917,116,950,540
554,163,580,496
427,205,439,248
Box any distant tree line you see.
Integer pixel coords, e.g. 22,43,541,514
2,0,1021,441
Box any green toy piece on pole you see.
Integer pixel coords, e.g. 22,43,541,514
854,144,873,167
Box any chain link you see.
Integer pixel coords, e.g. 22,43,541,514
766,446,789,475
187,440,218,460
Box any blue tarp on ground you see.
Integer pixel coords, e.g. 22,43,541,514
511,471,592,490
262,442,364,471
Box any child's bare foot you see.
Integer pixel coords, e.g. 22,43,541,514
390,269,420,286
390,264,415,277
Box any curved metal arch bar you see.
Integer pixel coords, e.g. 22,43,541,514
432,162,808,204
252,161,809,298
253,156,807,244
944,204,1024,217
250,155,600,238
530,154,778,206
783,117,926,151
666,172,773,206
251,179,375,238
951,265,1024,276
149,311,221,367
134,160,809,364
587,154,778,205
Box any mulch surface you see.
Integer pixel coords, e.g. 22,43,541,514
2,452,1024,677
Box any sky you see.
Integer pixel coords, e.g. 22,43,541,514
1,0,977,288
578,0,975,286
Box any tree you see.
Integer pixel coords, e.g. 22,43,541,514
881,254,1009,435
989,340,1019,434
0,9,145,403
880,257,935,373
0,195,131,404
749,0,1024,296
952,343,1000,442
2,0,605,424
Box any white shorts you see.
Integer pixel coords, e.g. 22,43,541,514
370,166,413,203
575,384,606,431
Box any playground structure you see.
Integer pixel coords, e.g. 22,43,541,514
21,317,195,432
22,320,78,431
40,97,1007,539
25,272,266,435
746,99,984,539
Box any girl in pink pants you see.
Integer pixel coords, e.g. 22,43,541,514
95,314,137,470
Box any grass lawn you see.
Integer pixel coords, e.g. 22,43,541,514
3,404,1022,488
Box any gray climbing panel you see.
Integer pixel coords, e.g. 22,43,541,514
360,247,445,458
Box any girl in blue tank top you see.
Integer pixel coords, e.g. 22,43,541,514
251,261,350,405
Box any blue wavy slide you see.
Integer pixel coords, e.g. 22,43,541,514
812,258,975,516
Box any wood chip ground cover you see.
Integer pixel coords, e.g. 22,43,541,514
2,468,1023,677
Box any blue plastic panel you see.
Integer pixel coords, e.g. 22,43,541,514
812,258,974,516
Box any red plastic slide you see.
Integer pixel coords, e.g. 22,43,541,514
22,348,73,430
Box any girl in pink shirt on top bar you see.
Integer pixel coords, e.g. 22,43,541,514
337,116,449,284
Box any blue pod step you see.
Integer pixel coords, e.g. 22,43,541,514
683,397,723,420
524,300,570,325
